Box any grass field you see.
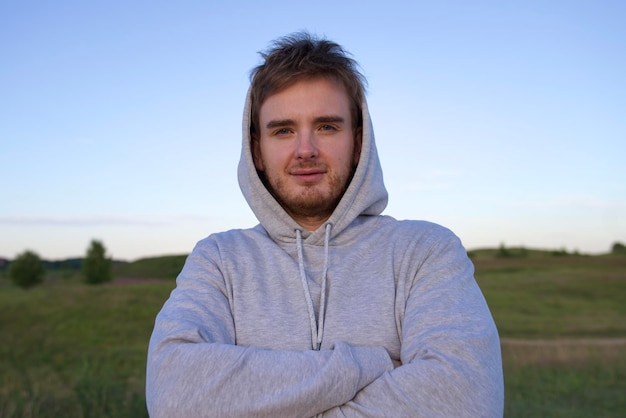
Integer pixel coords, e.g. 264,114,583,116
0,281,172,417
0,250,624,417
473,251,626,417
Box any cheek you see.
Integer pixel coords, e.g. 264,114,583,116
353,145,361,166
255,140,289,172
257,144,286,174
252,140,264,171
342,144,357,169
254,156,264,171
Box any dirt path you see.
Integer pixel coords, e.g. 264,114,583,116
500,337,626,365
501,337,626,346
111,277,171,285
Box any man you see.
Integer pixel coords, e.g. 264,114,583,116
146,32,504,417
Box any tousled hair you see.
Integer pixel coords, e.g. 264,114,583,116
249,32,366,136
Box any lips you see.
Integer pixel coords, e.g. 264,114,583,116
291,168,325,175
289,165,326,182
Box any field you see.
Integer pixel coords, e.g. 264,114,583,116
0,250,625,417
471,250,626,417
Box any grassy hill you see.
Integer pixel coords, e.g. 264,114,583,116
473,251,626,338
0,248,624,417
0,254,188,282
112,254,188,280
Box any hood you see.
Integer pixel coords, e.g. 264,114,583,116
237,88,388,246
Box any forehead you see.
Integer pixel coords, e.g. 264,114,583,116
259,77,351,123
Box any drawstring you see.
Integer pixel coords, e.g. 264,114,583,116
296,228,318,350
318,223,331,349
296,223,332,350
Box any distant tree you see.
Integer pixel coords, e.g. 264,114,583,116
496,243,511,258
551,247,569,257
8,250,45,288
612,242,626,255
82,240,112,284
0,258,7,279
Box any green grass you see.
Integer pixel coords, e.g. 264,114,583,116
0,250,624,417
474,254,626,338
474,253,626,417
113,254,187,280
504,360,626,417
0,281,174,418
502,341,626,417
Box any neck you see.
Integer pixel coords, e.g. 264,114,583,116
292,214,330,232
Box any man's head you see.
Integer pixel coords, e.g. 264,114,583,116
249,32,366,138
249,33,366,230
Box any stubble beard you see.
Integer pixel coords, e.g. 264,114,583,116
263,165,354,221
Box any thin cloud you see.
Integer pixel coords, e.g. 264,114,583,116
0,215,168,227
392,169,458,192
510,194,625,210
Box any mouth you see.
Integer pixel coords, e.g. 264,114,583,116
290,167,326,182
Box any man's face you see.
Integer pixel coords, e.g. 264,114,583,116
253,77,362,229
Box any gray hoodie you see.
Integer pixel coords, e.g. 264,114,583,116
146,92,504,417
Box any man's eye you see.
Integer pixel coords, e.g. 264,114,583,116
320,125,336,131
275,128,291,135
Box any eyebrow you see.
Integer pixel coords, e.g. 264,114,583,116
265,119,295,130
265,116,346,130
315,116,345,125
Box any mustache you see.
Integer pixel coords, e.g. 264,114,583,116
288,162,327,172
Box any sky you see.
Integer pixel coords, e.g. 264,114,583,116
1,1,625,261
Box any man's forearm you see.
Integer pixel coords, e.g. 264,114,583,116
146,331,394,418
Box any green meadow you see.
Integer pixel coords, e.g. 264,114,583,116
1,249,625,417
471,250,626,417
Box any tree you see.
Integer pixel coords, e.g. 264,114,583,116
612,242,626,255
82,240,112,284
8,250,45,288
496,242,511,258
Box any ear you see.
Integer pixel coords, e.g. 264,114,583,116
353,127,362,166
251,134,264,171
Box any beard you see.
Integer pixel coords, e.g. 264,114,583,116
260,162,355,221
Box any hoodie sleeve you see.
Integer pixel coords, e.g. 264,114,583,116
145,240,394,418
321,230,504,418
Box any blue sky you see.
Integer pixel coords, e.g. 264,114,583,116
1,1,624,260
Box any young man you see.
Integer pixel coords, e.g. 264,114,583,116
146,33,504,417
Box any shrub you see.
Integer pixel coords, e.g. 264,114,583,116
8,250,45,288
612,242,626,255
551,247,569,257
82,240,112,284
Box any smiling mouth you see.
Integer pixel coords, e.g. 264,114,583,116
293,171,324,179
291,169,324,176
289,167,326,182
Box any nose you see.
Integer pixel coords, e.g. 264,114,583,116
295,131,318,159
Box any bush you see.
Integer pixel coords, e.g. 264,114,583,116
8,250,45,288
551,247,569,257
612,242,626,255
82,240,112,284
496,243,511,258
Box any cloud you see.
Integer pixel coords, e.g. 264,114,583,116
510,193,625,211
390,169,459,192
0,213,245,228
0,215,169,227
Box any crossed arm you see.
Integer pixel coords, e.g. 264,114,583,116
146,238,503,417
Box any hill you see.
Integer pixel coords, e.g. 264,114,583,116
113,254,188,280
1,246,623,283
0,246,624,417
